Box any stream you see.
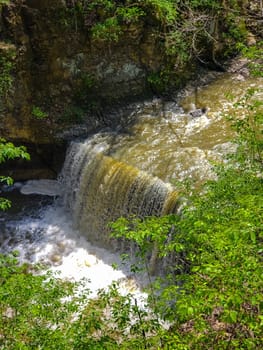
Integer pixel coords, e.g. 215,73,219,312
0,72,262,298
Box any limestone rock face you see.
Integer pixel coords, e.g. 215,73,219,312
0,0,162,146
0,0,165,178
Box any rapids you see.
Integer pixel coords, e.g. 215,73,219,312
1,72,262,296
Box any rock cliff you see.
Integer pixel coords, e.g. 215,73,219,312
0,0,261,179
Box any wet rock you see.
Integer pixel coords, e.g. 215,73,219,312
50,254,62,264
56,241,67,253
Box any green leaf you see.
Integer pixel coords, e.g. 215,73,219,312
229,310,238,323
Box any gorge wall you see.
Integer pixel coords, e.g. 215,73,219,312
0,0,165,177
0,0,164,145
0,0,261,179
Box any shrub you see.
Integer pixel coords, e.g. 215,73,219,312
110,90,263,348
0,138,30,210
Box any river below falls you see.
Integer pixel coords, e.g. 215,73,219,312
0,72,262,298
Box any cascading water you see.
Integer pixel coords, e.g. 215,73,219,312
60,136,178,249
1,72,262,296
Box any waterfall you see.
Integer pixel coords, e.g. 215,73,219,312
60,135,178,249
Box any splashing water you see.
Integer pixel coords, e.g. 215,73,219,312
1,72,262,298
0,201,147,299
60,138,178,249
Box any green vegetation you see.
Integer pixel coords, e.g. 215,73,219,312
61,0,249,93
0,256,160,349
31,106,48,120
0,254,89,349
110,89,263,348
239,41,263,78
0,46,15,98
227,88,263,166
0,139,30,210
0,0,10,7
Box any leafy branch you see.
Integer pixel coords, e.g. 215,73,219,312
0,138,30,210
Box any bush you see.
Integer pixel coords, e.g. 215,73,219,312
110,90,263,348
0,139,30,210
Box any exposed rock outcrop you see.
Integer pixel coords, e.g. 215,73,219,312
0,0,164,146
0,0,261,179
0,0,164,177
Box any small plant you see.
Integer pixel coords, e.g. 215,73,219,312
0,138,30,210
238,41,263,77
116,6,145,24
31,105,48,120
91,17,122,42
226,88,263,168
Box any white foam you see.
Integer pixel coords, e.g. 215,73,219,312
2,205,146,300
20,179,62,196
184,114,211,136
